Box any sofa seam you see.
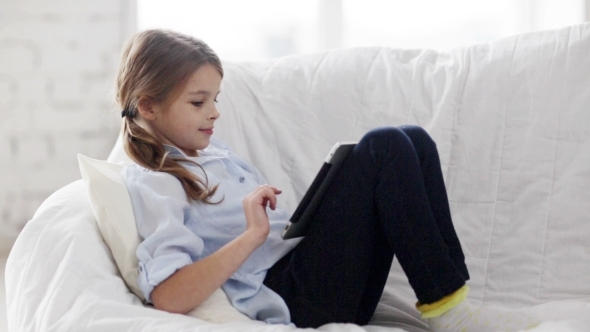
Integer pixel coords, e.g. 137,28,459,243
481,34,520,304
535,25,571,301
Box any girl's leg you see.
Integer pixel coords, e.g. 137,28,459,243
264,126,467,327
358,125,470,323
398,125,469,280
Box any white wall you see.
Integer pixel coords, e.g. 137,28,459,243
0,0,136,242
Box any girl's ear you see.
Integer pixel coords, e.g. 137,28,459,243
136,97,159,121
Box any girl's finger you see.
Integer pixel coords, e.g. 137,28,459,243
267,191,277,210
257,185,281,193
257,186,278,210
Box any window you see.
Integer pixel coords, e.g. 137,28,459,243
138,0,586,61
137,0,319,61
343,0,586,51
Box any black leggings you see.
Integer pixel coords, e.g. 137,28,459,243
263,126,469,328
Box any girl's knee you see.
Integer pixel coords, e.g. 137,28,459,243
359,127,414,155
362,126,407,145
399,125,436,149
400,125,431,141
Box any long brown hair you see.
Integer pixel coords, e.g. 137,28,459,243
116,29,223,203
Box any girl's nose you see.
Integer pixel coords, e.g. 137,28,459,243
210,105,220,120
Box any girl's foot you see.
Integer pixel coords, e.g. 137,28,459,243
428,300,539,332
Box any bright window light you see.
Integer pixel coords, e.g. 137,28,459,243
342,0,585,50
137,0,586,61
137,0,318,61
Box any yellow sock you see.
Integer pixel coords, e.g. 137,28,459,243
416,285,470,318
418,286,540,332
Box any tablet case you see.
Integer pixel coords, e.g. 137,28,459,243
282,142,356,239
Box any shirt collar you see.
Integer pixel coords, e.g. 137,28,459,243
163,144,187,157
162,137,230,159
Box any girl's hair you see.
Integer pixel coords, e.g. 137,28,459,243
116,29,223,203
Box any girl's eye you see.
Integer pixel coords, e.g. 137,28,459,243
191,101,204,107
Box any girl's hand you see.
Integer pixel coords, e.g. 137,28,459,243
242,185,282,246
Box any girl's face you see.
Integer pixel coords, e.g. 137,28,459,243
148,64,222,157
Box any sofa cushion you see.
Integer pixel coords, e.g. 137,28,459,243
77,154,251,323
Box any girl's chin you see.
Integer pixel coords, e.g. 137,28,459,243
195,139,211,151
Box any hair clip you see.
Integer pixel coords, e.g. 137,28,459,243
121,109,131,118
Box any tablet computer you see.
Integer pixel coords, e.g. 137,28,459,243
282,142,357,239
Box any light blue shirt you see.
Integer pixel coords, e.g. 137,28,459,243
122,137,301,324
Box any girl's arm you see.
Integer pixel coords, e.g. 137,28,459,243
150,185,282,314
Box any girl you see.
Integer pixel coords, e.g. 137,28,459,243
118,29,538,332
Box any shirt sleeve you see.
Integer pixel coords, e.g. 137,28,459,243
122,165,205,303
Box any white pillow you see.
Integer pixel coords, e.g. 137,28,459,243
77,154,251,323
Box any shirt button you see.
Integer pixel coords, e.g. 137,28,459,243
239,176,245,183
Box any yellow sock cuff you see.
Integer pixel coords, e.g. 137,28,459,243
416,285,470,319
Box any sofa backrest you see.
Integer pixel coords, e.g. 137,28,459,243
212,23,590,307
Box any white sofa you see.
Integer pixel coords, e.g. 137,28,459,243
6,23,590,331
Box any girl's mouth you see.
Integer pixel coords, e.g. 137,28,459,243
199,128,214,135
